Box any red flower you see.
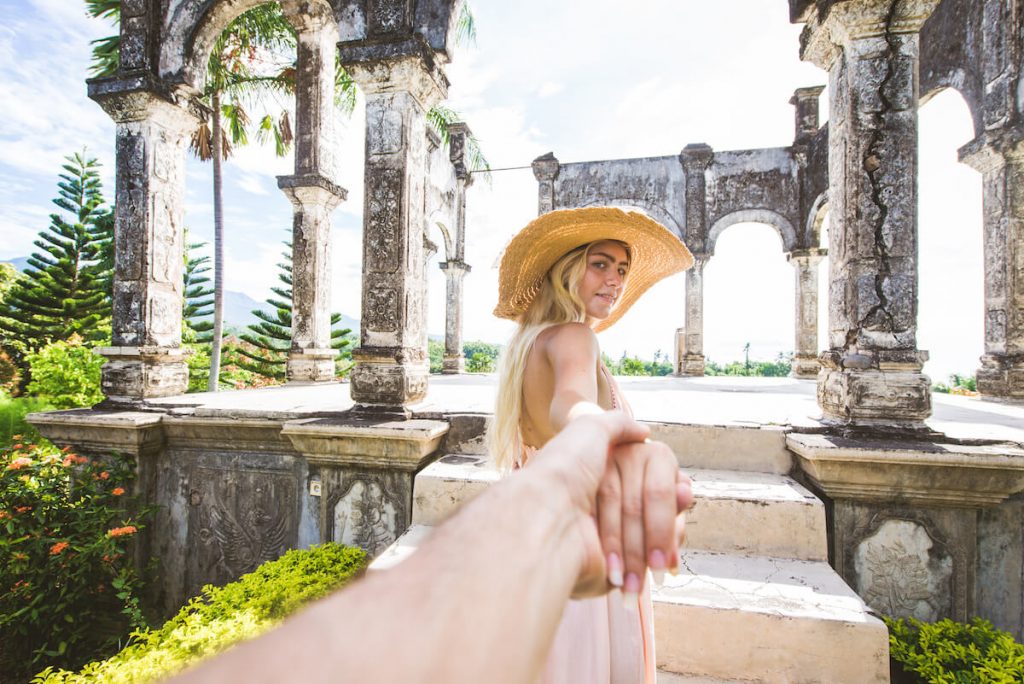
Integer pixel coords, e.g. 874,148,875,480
111,487,125,496
7,457,32,470
106,526,137,538
50,541,69,555
12,443,23,451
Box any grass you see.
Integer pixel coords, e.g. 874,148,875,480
0,392,54,445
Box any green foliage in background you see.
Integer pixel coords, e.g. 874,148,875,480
1,442,148,680
25,336,104,409
36,543,367,684
0,394,53,446
886,615,1024,683
183,238,215,345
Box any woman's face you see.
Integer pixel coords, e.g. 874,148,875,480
578,240,630,323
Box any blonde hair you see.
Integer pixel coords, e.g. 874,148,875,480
489,240,629,471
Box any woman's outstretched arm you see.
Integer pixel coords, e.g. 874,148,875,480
543,321,606,428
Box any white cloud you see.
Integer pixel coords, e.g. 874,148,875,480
536,81,563,98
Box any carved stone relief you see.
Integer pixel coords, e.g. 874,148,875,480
331,477,401,557
365,286,399,332
366,169,402,273
854,518,952,621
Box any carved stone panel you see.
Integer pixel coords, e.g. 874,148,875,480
365,285,399,333
366,168,403,273
186,466,297,599
323,468,412,558
368,0,411,36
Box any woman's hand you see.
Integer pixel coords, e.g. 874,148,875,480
526,412,694,599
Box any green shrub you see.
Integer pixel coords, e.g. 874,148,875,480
0,394,53,445
25,336,104,409
885,615,1024,683
429,338,444,373
37,543,368,683
1,442,147,679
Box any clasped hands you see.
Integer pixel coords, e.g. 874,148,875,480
526,411,694,599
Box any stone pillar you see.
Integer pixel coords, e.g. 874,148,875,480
279,1,347,383
532,152,560,214
88,83,199,402
681,255,710,376
441,122,474,374
801,0,939,426
345,59,447,412
789,248,826,378
790,85,826,143
960,133,1024,401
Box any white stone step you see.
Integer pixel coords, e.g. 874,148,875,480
654,550,889,683
412,456,827,561
370,528,888,684
647,422,793,475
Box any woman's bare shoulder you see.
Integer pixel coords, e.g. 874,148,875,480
537,322,599,357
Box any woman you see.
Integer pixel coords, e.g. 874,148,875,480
490,206,694,683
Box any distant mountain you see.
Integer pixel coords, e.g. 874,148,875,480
1,256,360,332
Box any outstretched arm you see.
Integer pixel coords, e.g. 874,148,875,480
172,413,690,684
544,322,605,428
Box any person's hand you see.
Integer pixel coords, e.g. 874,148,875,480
525,412,693,598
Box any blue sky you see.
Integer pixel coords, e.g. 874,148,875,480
0,0,984,381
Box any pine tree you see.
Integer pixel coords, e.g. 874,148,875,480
231,241,352,381
0,152,113,355
183,238,215,344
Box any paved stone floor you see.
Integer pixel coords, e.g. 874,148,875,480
150,374,1024,444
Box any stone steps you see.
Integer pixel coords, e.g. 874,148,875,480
412,455,827,561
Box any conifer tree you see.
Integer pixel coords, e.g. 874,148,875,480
231,241,352,381
183,238,215,343
0,152,113,355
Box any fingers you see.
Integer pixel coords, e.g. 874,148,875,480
642,445,682,584
596,467,623,589
615,444,647,600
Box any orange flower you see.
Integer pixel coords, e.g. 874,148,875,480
62,454,87,466
107,526,137,538
111,487,125,496
12,552,27,562
7,457,31,470
50,541,69,555
11,434,21,441
0,511,9,520
98,471,109,480
12,443,23,451
14,506,31,514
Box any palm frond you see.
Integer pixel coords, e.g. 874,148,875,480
455,2,477,47
190,121,214,162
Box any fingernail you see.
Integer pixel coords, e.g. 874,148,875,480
607,552,623,588
649,549,667,586
622,573,641,609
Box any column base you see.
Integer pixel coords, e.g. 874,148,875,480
817,351,932,426
97,346,189,402
286,348,339,384
678,354,705,377
977,354,1024,403
791,353,821,379
441,355,464,374
350,351,428,411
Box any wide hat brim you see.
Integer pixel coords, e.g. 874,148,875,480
494,207,694,333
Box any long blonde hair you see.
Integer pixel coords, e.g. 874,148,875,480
489,240,628,471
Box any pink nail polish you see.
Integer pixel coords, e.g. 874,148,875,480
607,552,623,587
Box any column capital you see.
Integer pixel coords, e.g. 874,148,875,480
790,85,826,141
532,152,560,182
277,174,348,208
88,77,203,131
448,122,474,181
799,0,941,70
680,143,714,168
788,247,828,263
341,53,449,110
959,126,1024,173
439,259,471,275
279,0,335,33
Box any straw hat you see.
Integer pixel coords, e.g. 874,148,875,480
494,207,694,332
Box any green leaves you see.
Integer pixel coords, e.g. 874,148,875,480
886,615,1024,682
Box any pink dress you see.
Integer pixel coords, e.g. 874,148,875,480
518,365,657,684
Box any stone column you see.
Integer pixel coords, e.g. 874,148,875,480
279,1,347,383
681,255,710,376
441,122,474,374
960,133,1024,401
788,248,826,378
532,152,560,214
88,83,199,402
801,0,939,426
345,59,447,412
791,85,826,143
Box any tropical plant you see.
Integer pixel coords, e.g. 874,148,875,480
885,615,1024,682
0,153,113,372
37,543,367,683
183,238,215,344
25,336,105,409
1,441,149,679
231,240,354,382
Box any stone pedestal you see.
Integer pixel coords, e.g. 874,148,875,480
532,152,560,214
279,4,346,384
681,255,709,376
801,0,940,426
87,82,200,402
788,432,1024,630
789,249,826,378
344,58,447,412
960,133,1024,402
440,260,470,374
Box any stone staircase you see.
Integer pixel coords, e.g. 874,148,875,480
371,420,890,683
